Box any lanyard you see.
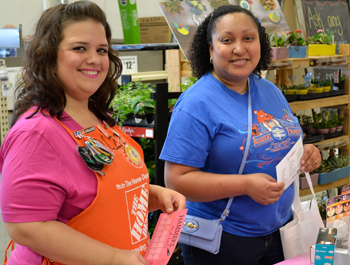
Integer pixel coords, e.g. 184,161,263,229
220,77,252,222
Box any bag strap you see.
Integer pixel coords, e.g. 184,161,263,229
293,171,318,215
220,77,252,222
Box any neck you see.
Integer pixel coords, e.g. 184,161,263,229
212,71,249,95
64,95,100,128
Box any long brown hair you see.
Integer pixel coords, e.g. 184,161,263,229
12,0,122,126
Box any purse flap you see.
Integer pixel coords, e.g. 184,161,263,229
181,215,221,240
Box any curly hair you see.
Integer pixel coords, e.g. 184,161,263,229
11,0,122,127
188,5,271,79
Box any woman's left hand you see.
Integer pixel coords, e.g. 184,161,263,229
149,185,186,213
300,144,321,173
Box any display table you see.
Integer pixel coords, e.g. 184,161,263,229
274,251,311,265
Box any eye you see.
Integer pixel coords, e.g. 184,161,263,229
97,48,108,54
245,36,254,41
73,46,86,51
220,38,232,43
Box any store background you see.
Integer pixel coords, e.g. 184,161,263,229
0,0,340,263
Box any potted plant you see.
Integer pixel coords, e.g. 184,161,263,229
283,84,296,95
299,172,319,189
296,84,308,95
269,32,289,60
110,81,156,126
332,113,345,131
320,80,331,92
308,29,336,56
332,74,346,90
314,160,336,185
286,29,309,58
327,150,350,181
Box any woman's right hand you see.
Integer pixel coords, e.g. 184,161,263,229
245,173,285,205
113,249,148,265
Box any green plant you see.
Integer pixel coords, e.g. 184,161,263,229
296,84,307,90
310,78,319,85
179,76,198,91
286,29,309,47
327,149,349,169
269,32,288,47
330,113,345,127
312,160,333,173
110,81,155,126
309,29,335,45
323,80,331,86
296,114,314,127
340,74,346,82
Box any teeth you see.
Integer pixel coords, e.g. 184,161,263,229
233,60,247,63
81,70,98,75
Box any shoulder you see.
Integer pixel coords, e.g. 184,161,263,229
176,72,222,110
251,74,278,91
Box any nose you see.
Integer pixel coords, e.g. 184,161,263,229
233,41,246,55
86,51,101,65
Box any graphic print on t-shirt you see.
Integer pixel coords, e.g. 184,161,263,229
239,108,302,168
126,183,149,244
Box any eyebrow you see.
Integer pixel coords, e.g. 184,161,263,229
69,41,109,47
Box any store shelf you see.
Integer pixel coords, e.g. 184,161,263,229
299,177,350,197
289,95,349,111
130,71,167,82
313,135,349,150
268,55,348,70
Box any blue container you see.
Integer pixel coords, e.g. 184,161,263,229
288,46,307,58
318,171,337,185
336,165,350,180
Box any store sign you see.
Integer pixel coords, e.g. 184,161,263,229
120,56,138,74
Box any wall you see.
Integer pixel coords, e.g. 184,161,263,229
0,0,165,40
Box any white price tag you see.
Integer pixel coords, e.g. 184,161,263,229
119,56,138,74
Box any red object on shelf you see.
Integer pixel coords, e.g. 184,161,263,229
122,126,154,139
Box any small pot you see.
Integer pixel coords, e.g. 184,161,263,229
336,125,344,131
308,128,317,134
333,81,345,90
271,47,289,60
322,86,331,92
328,127,336,133
296,89,308,95
317,128,329,134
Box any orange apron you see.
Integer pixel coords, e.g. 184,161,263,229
5,118,150,265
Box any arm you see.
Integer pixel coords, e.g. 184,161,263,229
164,161,285,205
5,221,148,265
148,184,186,213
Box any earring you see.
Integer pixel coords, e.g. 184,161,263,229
210,57,213,64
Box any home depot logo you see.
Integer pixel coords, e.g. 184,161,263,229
126,183,149,244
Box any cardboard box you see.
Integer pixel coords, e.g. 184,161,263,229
314,228,337,265
139,16,169,44
311,245,350,264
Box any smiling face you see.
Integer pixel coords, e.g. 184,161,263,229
56,20,109,103
209,12,260,83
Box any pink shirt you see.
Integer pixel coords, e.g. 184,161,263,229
0,109,98,264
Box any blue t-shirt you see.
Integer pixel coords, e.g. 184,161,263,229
160,72,302,237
